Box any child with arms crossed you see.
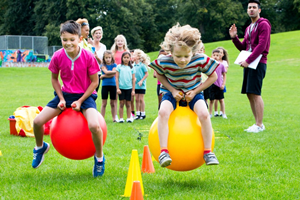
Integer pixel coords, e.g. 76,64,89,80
100,50,118,122
32,20,105,177
116,52,135,123
149,23,220,167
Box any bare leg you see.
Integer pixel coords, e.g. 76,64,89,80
33,106,61,146
82,108,103,157
135,94,140,112
220,99,225,114
126,101,131,119
157,101,173,149
209,100,214,115
194,100,212,150
119,100,125,119
110,99,116,121
100,99,107,118
214,100,218,113
140,94,145,112
247,93,264,127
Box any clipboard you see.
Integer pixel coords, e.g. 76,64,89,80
234,50,262,69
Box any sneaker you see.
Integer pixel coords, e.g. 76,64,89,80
93,156,105,177
126,118,133,123
244,124,256,132
118,118,124,123
222,114,227,119
203,152,219,165
214,114,219,117
158,152,172,167
139,115,146,120
245,124,265,133
134,115,140,120
32,142,50,169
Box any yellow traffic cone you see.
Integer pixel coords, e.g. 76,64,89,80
122,150,144,197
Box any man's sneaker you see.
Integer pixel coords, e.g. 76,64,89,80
214,113,219,117
93,156,105,177
203,152,219,165
126,118,133,123
158,152,172,167
134,115,140,120
139,115,146,120
32,142,50,169
245,124,265,133
118,118,124,123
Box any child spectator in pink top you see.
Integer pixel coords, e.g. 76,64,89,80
31,20,105,178
209,49,227,119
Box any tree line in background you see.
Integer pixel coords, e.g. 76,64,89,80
0,0,299,52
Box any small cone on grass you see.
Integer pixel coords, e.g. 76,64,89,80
130,181,144,200
142,145,155,173
0,150,2,156
123,150,144,197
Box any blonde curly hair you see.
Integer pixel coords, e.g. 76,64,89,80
160,23,202,54
134,49,150,65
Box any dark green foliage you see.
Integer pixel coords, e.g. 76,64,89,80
0,0,299,52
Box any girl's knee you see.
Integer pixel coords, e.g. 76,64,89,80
197,111,210,122
33,116,45,128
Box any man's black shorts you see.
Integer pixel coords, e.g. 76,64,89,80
242,63,266,95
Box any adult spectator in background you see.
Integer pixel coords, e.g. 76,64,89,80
91,26,107,92
229,0,271,133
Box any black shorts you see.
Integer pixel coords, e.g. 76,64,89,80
210,84,224,100
242,63,266,95
135,89,146,94
204,85,212,100
47,91,97,110
101,85,117,100
119,89,132,101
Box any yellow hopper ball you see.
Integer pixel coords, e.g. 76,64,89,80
148,103,215,171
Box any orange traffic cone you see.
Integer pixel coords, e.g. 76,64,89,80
142,145,155,173
130,181,144,200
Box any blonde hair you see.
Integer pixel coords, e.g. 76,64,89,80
160,23,202,54
110,34,129,54
134,49,150,65
76,18,89,27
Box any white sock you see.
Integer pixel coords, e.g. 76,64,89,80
214,111,218,115
220,111,223,115
141,111,145,116
96,155,103,162
35,144,43,150
136,111,141,116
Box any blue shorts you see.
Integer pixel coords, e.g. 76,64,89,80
161,92,204,111
47,91,98,110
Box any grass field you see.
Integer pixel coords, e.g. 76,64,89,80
0,30,300,199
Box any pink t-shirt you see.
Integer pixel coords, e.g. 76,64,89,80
213,63,227,88
48,47,100,94
114,50,125,65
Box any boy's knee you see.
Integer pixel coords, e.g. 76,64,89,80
158,108,171,119
89,122,101,135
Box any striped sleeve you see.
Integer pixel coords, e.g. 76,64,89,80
149,57,165,75
198,54,219,76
